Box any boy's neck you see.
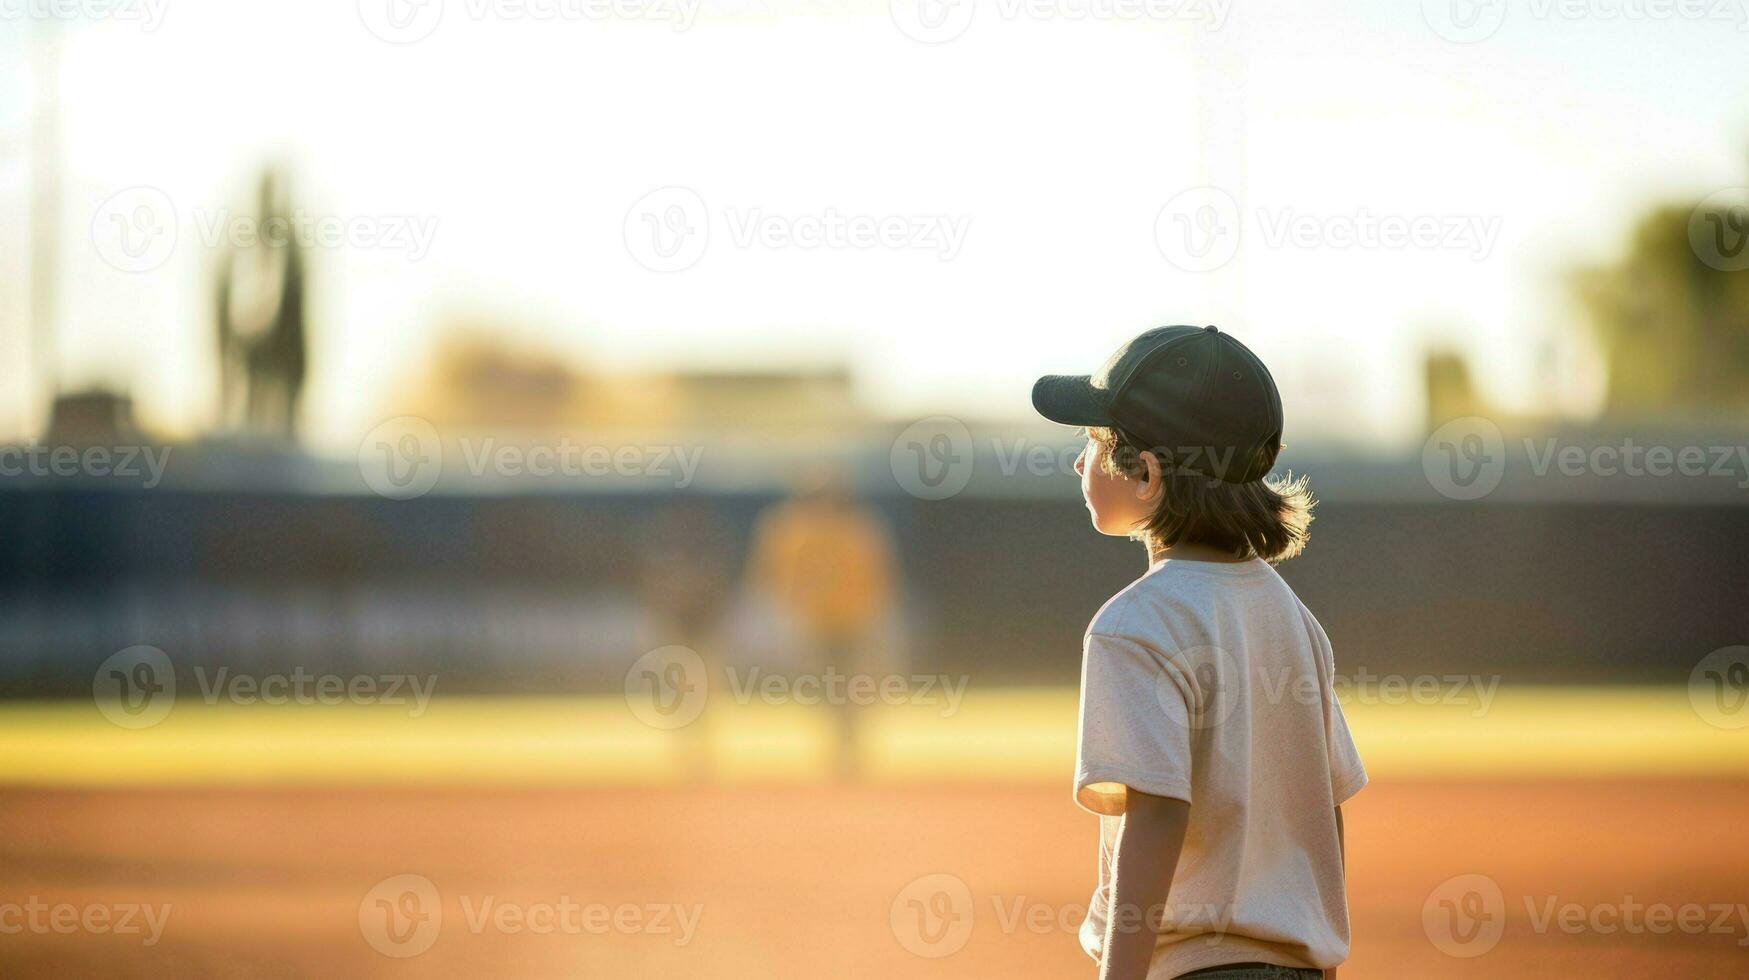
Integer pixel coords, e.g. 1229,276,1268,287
1148,540,1253,566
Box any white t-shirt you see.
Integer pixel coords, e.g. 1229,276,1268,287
1074,557,1367,977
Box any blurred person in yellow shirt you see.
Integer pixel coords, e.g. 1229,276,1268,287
744,469,899,776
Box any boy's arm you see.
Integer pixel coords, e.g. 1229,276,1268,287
1324,805,1345,980
1099,790,1190,980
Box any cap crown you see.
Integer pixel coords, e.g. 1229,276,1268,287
1097,325,1283,482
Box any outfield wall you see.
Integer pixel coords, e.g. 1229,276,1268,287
1,482,1742,694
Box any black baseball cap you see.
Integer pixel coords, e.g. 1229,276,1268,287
1031,325,1283,483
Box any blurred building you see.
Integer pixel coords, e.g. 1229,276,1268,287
1423,350,1488,431
39,390,143,448
396,333,865,441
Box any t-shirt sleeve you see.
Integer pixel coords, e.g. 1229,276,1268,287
1327,695,1367,804
1073,632,1194,815
1308,614,1368,804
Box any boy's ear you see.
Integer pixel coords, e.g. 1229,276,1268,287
1135,450,1166,503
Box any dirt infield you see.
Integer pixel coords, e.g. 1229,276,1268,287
0,778,1744,978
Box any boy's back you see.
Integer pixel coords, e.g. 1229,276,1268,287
1030,324,1367,978
1074,557,1366,976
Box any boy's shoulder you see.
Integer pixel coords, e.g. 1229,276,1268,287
1086,561,1210,639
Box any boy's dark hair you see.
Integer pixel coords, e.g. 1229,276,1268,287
1089,427,1314,563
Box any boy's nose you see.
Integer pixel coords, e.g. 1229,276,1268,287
1073,449,1086,476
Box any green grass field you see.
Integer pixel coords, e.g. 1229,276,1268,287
1,686,1740,786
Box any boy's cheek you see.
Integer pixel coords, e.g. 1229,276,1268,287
1081,474,1130,531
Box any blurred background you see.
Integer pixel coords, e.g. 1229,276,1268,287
1,1,1746,976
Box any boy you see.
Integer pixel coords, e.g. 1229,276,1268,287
1032,325,1366,980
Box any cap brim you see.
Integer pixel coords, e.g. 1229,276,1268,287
1031,374,1111,428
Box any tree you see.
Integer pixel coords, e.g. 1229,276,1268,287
1574,193,1749,420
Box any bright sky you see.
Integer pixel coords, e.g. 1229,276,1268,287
3,0,1747,452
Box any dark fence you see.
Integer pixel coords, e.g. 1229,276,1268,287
2,481,1744,696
